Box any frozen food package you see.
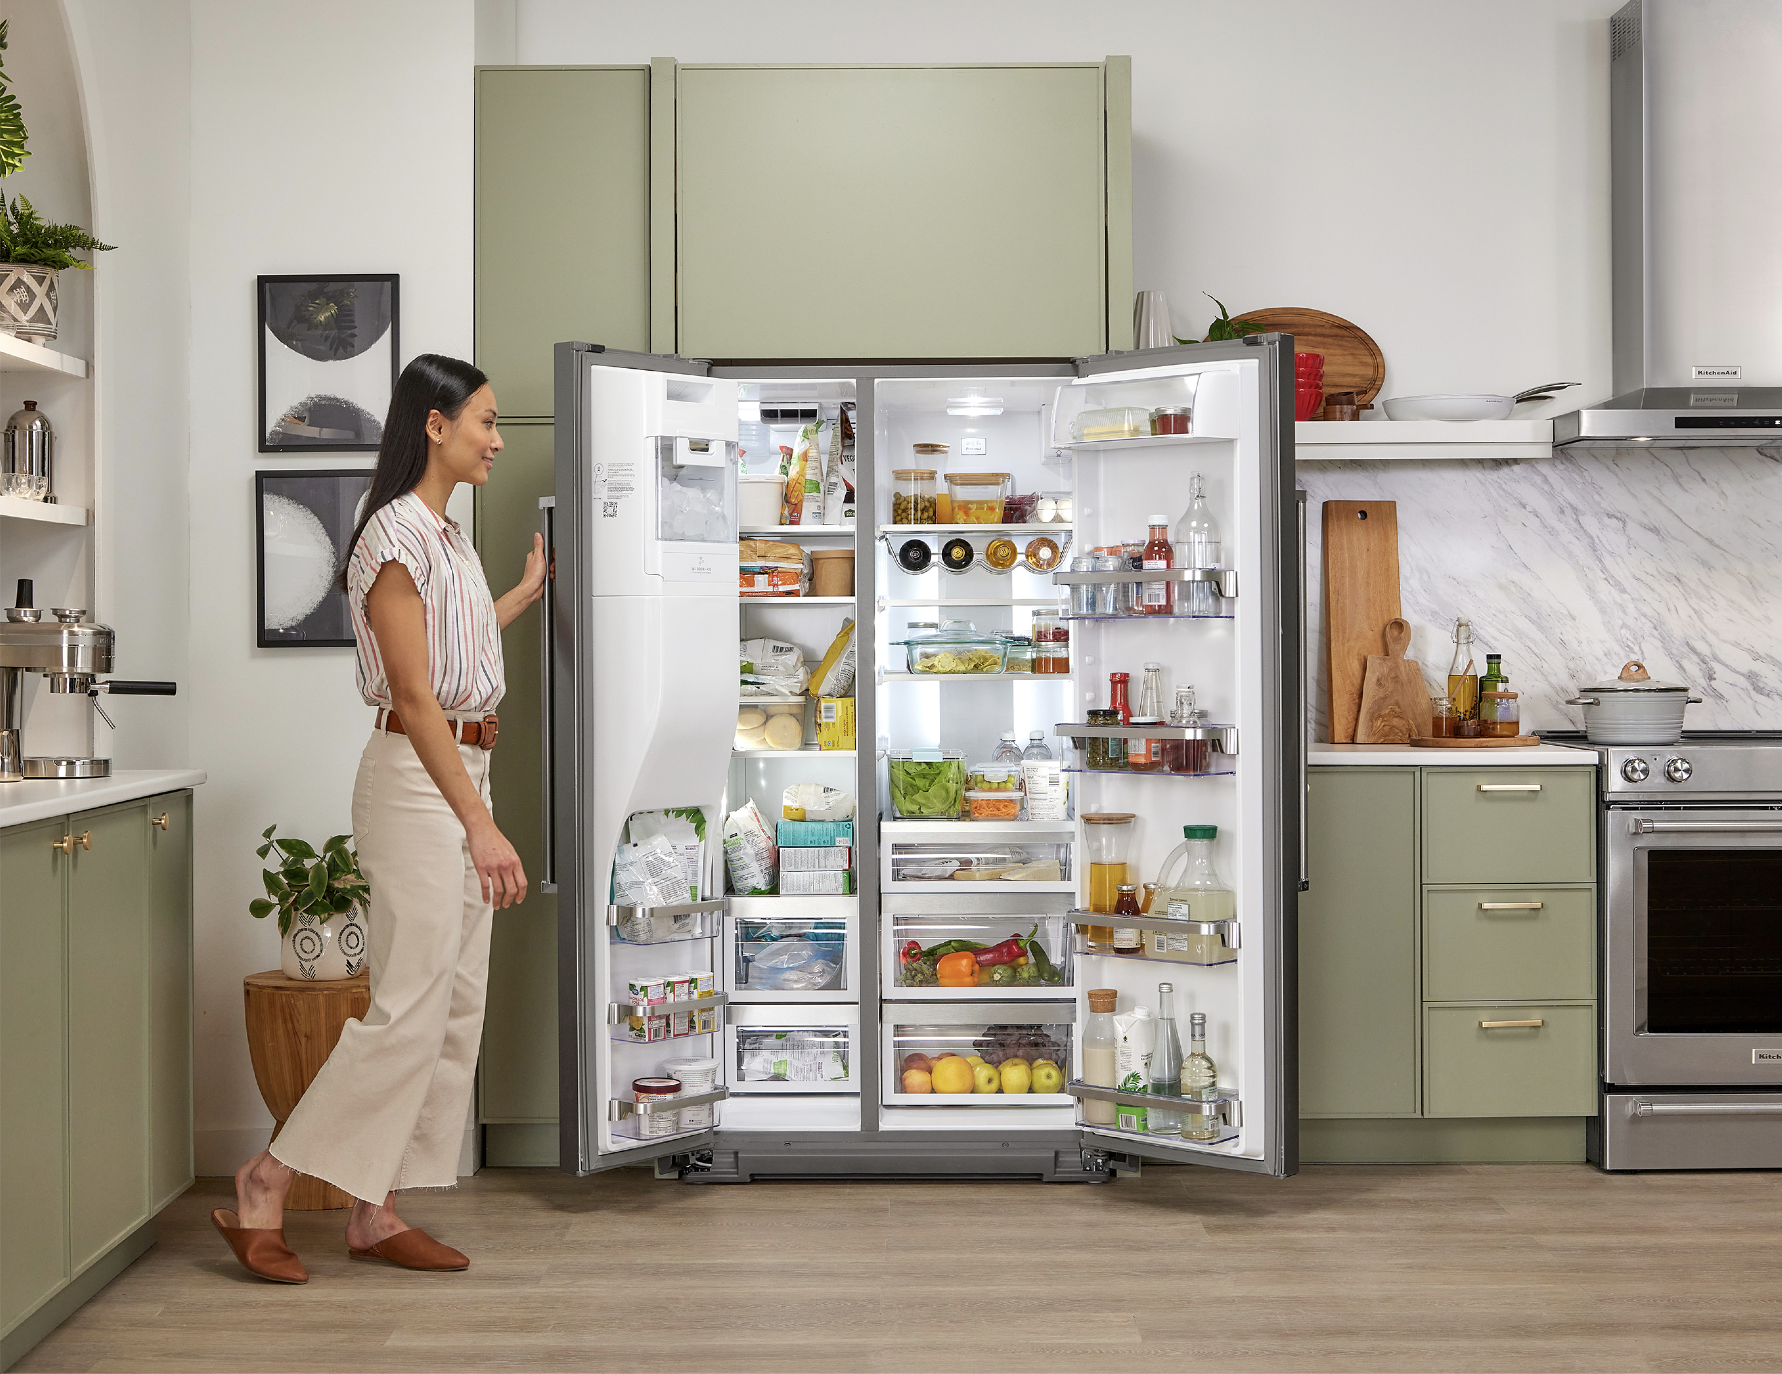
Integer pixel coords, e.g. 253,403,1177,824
738,538,810,597
625,808,705,902
781,783,856,823
738,1030,849,1082
722,800,779,896
776,445,802,525
613,833,691,911
821,407,856,526
809,618,857,699
798,420,830,525
740,637,810,697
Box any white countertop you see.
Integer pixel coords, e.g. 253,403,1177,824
1310,743,1595,767
0,769,207,828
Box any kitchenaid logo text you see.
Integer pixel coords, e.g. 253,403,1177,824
1755,1049,1782,1064
1692,365,1742,380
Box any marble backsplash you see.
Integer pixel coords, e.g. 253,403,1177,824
1296,446,1782,740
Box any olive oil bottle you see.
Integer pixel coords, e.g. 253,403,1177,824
1447,617,1479,720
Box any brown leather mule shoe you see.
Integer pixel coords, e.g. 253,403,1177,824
349,1227,469,1271
210,1208,309,1284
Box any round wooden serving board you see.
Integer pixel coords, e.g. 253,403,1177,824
1230,306,1385,406
1409,735,1543,748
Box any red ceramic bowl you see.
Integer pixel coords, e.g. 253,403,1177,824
1295,351,1325,380
1294,385,1325,422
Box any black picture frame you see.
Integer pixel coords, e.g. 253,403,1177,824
255,468,375,648
257,273,399,453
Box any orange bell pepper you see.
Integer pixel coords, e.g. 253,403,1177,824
937,950,981,986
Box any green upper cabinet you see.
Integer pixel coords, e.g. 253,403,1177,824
675,61,1128,361
476,67,653,416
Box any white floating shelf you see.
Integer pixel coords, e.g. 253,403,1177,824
1064,433,1229,452
880,672,1076,684
732,747,856,758
884,598,1057,608
1295,419,1553,461
0,495,88,527
0,333,88,378
741,527,855,539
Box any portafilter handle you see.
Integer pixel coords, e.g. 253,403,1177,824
86,680,178,731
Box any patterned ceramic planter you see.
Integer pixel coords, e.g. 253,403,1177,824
0,263,59,340
281,903,368,981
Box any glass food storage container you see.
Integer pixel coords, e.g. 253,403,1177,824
945,472,1013,524
1033,492,1074,524
967,762,1023,793
892,468,937,525
1150,405,1193,435
886,913,1073,995
885,1013,1075,1103
1002,493,1040,524
887,750,966,819
892,622,1008,675
966,790,1024,821
1479,689,1520,737
1070,407,1151,442
999,634,1035,674
1032,611,1070,674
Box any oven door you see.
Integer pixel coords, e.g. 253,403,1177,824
1605,806,1782,1086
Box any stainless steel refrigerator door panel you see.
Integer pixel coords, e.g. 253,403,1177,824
1604,806,1782,1087
1597,1090,1782,1171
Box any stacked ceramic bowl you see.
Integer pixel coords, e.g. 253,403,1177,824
1294,352,1324,421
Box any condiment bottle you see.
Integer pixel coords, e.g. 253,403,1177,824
1448,618,1479,721
1140,513,1175,614
1182,1012,1220,1140
1112,884,1144,955
1109,672,1132,724
1081,988,1119,1125
1149,984,1185,1135
1175,473,1221,616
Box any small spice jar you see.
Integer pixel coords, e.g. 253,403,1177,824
1086,707,1125,770
1128,717,1168,772
1479,689,1520,738
892,469,937,525
632,1077,684,1138
1032,611,1070,675
1428,694,1458,739
1150,405,1193,436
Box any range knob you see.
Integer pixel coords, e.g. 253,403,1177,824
1621,758,1650,783
1665,757,1693,783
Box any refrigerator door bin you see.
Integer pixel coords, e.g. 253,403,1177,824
883,1002,1075,1106
609,1086,733,1144
1068,910,1239,967
609,899,726,946
1068,1081,1242,1147
724,1003,861,1094
885,911,1075,997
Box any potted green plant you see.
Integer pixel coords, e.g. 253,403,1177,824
249,825,371,982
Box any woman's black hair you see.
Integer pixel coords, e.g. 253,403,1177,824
338,353,488,588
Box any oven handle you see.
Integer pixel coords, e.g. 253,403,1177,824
1632,1101,1782,1117
1631,819,1782,834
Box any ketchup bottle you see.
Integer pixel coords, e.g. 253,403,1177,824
1141,513,1175,614
1109,671,1132,724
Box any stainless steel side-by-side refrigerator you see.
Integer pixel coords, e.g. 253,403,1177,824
546,338,1301,1182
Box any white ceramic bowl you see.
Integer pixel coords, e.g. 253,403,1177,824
1381,394,1515,421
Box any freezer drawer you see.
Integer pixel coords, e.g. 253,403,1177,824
724,1003,860,1094
883,1002,1074,1106
884,911,1073,997
728,897,856,1000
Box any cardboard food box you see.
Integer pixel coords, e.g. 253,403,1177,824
780,845,853,872
776,820,854,847
779,868,852,896
817,696,855,750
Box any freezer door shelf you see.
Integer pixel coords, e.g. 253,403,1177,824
609,899,726,945
725,1003,860,1094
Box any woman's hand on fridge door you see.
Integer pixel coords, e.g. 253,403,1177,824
467,818,528,909
496,532,548,631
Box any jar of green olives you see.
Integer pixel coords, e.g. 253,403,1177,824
892,468,936,525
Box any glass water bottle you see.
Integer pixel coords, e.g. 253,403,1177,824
1148,983,1185,1135
1175,473,1221,616
1183,1011,1220,1141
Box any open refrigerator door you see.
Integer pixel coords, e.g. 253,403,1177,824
551,344,743,1173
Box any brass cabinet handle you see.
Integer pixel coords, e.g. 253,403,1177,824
1478,783,1542,792
152,812,169,831
49,830,91,855
1479,901,1544,910
1480,1018,1544,1029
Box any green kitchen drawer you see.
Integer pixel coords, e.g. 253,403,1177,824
1422,768,1595,885
1423,886,1596,1002
1423,1003,1597,1118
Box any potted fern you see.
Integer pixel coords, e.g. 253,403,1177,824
249,826,371,982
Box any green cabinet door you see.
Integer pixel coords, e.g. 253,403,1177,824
476,67,652,416
65,803,148,1272
676,63,1109,360
477,420,558,1127
1,817,70,1332
1300,769,1420,1116
147,792,193,1210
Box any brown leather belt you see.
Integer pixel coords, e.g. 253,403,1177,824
377,708,498,750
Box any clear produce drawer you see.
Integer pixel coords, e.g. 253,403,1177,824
882,1003,1075,1107
724,1003,860,1094
880,822,1075,893
727,897,857,1001
884,911,1074,998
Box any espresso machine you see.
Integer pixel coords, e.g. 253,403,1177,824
1,579,177,781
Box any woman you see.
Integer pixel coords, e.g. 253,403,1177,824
212,354,546,1283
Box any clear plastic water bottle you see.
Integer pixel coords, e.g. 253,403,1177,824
992,732,1023,764
1021,731,1053,762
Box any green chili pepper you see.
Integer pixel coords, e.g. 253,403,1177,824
1020,923,1059,984
921,938,986,960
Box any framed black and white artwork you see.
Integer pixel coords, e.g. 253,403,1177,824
255,469,374,648
257,274,399,452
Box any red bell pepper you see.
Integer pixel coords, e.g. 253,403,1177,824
975,935,1028,967
900,940,923,964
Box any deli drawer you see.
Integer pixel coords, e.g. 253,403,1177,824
1423,1003,1597,1118
723,1003,859,1094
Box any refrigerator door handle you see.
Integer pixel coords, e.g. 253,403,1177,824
539,496,558,894
1297,489,1309,892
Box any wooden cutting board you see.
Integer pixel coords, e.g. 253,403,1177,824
1323,500,1401,743
1409,735,1543,748
1356,619,1432,744
1231,306,1386,406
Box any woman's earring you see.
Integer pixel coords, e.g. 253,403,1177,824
434,435,442,445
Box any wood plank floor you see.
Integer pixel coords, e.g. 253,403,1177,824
16,1164,1782,1373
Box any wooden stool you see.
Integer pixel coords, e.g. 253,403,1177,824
243,970,371,1211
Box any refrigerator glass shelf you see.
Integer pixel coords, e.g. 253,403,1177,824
1063,433,1230,452
877,523,1072,536
1063,766,1236,779
732,747,856,757
880,672,1076,683
742,527,854,539
741,596,856,605
1061,611,1233,621
1076,1117,1241,1148
883,598,1059,608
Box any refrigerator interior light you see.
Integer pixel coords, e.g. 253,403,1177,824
737,401,763,424
946,395,1005,416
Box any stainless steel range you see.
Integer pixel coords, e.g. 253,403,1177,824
1545,731,1782,1169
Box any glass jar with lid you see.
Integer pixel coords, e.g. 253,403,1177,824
911,443,950,519
892,469,937,525
1478,689,1520,737
1032,611,1070,675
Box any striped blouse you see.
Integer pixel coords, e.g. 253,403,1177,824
346,491,505,715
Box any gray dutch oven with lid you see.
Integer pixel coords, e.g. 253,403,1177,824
1566,660,1702,745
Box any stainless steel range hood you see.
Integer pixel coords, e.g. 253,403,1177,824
1554,0,1782,448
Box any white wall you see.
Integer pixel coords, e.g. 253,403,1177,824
512,0,1622,411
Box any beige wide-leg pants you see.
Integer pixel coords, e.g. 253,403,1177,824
271,728,495,1202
